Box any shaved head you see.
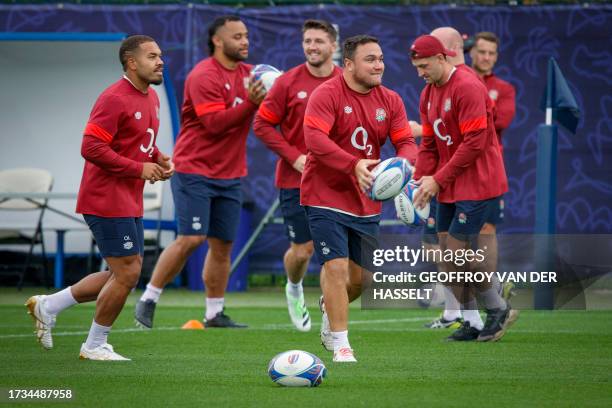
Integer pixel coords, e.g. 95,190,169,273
431,27,465,65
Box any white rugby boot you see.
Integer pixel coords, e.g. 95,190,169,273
333,347,357,363
25,295,56,350
79,343,131,361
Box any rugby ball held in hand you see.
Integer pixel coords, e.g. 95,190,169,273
367,157,412,201
251,64,282,91
394,181,430,225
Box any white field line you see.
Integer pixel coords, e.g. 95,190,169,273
262,316,431,329
0,317,594,339
1,317,432,339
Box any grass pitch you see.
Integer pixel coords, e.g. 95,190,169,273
1,287,611,407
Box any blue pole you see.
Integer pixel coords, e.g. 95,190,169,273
533,58,557,309
54,230,65,289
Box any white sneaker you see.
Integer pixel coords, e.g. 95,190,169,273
319,296,333,352
25,295,56,350
79,343,131,361
333,347,357,363
285,283,311,332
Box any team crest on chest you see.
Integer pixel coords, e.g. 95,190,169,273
134,111,142,120
243,77,250,89
297,91,307,99
375,108,386,122
344,106,353,114
225,83,231,90
489,89,499,101
443,98,451,112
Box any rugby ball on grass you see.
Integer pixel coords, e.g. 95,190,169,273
367,157,412,201
267,350,327,387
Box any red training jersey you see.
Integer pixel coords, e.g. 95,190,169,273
414,67,507,203
173,57,256,179
253,64,342,189
301,75,417,217
483,73,516,139
77,77,160,217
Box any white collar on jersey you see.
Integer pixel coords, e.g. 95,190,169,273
445,66,457,83
122,75,149,94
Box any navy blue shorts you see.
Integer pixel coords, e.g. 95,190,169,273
421,197,439,245
84,215,144,258
171,172,242,241
485,195,505,225
436,196,500,241
305,206,380,270
279,188,312,244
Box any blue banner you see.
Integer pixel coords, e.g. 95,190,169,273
2,4,611,272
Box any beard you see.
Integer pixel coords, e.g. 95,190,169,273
150,77,163,86
353,70,382,90
306,51,331,68
224,46,248,62
307,59,324,68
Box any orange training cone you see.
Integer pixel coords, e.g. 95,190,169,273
181,320,205,330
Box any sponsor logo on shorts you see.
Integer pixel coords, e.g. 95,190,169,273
375,108,386,122
123,237,133,250
427,217,436,228
192,217,202,231
288,225,296,239
320,241,330,255
499,199,505,210
458,213,467,224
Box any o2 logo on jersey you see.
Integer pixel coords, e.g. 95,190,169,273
351,126,373,156
232,97,244,107
140,128,156,157
433,119,452,146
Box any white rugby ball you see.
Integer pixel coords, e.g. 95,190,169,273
394,181,430,225
367,157,412,201
267,350,327,387
252,64,282,91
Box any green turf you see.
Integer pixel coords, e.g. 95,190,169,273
1,288,611,407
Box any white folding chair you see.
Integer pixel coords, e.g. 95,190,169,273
143,180,164,259
0,168,53,289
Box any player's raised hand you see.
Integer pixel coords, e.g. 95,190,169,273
355,159,380,193
157,153,175,180
248,75,266,105
413,176,439,209
292,155,307,173
141,162,165,182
